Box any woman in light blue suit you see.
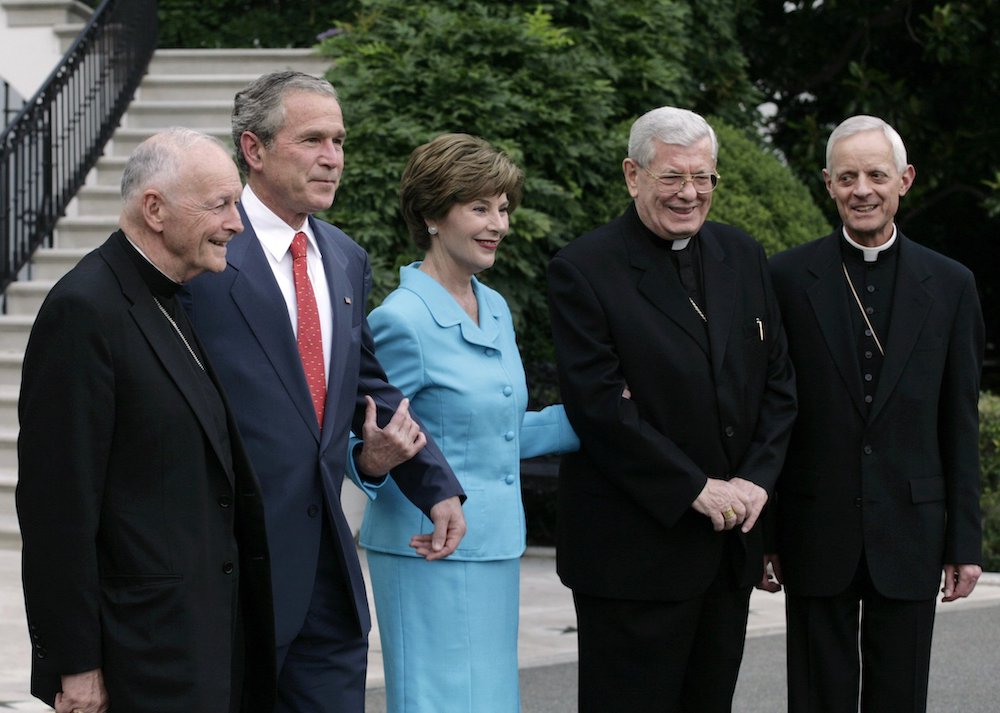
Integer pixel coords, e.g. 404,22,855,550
358,134,579,712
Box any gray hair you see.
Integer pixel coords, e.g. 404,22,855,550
231,70,340,175
826,115,908,173
120,127,227,203
628,106,718,167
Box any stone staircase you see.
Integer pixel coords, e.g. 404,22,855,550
0,1,330,547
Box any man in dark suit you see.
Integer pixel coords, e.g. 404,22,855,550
547,106,797,712
183,71,466,713
768,115,985,713
17,128,275,713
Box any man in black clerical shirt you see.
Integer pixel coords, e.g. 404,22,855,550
17,128,276,713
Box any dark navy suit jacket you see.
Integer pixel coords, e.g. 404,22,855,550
184,207,463,646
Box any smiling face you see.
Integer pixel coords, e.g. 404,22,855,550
824,129,915,247
623,137,715,242
241,90,345,229
158,143,244,282
425,194,510,281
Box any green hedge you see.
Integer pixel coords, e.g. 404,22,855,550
980,391,1000,571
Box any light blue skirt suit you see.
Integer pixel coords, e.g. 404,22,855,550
356,264,578,713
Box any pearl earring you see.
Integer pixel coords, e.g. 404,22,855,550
428,226,438,235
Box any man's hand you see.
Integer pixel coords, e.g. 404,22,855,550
55,668,108,713
355,396,427,478
409,496,466,560
728,476,769,533
756,553,783,593
692,478,746,531
941,563,982,602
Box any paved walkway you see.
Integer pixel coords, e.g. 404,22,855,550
2,546,999,711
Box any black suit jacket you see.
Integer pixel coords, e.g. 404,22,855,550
17,232,275,712
769,229,984,600
548,205,797,601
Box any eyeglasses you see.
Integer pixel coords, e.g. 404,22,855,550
642,167,720,194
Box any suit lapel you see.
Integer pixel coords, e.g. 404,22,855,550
869,236,932,421
311,218,357,451
225,218,321,441
805,233,867,417
625,212,710,354
699,225,737,381
400,266,501,349
101,234,234,482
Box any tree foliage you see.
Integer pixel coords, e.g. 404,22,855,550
156,0,357,48
317,0,827,389
738,1,1000,368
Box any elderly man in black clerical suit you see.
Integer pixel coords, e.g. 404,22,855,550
768,115,985,713
548,106,797,713
17,128,275,713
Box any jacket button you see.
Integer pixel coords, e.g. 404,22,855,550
35,648,46,659
854,498,862,508
505,431,515,441
218,496,232,508
724,426,735,437
505,474,515,485
503,386,513,397
222,561,234,574
863,445,873,455
307,504,320,518
485,348,496,357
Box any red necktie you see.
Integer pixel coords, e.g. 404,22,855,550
290,232,326,427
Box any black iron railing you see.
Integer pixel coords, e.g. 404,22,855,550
0,0,158,295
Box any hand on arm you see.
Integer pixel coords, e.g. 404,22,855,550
55,668,108,713
354,396,427,478
409,496,466,560
941,563,982,602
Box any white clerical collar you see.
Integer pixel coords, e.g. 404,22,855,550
842,225,897,263
671,237,692,251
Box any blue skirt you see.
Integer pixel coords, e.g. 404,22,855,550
366,552,521,713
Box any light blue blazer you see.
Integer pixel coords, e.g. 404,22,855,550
357,264,578,561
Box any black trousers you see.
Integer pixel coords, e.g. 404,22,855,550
573,546,753,713
786,553,937,713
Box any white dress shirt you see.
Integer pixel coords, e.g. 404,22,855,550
240,184,332,381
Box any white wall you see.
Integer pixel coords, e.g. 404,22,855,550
0,6,66,101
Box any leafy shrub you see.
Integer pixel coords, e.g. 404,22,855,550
980,391,1000,571
317,1,828,406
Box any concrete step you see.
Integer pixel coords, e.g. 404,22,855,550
4,281,53,317
55,21,85,52
107,127,232,157
73,185,123,216
138,74,260,102
0,388,17,436
124,100,236,130
146,48,328,78
0,317,33,353
2,0,91,27
27,248,87,281
0,514,20,550
0,469,15,517
0,428,18,471
0,354,23,388
90,155,127,186
54,217,118,248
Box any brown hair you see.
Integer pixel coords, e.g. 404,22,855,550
400,133,524,250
